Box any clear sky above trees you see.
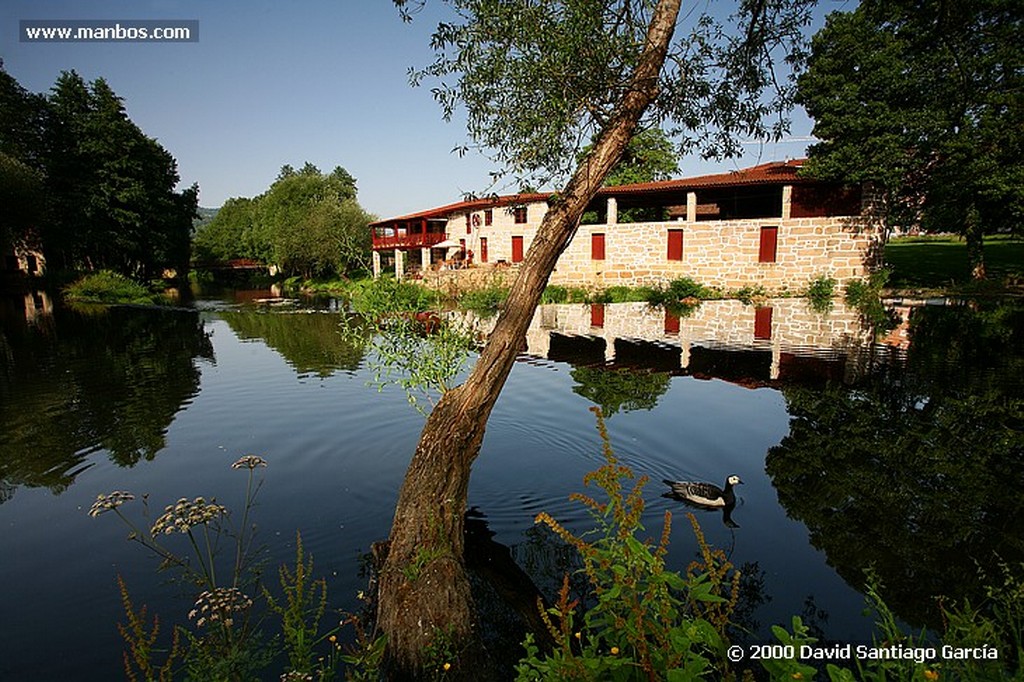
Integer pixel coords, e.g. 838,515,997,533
0,0,823,216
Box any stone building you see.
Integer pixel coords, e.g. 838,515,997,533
369,159,882,291
1,247,46,280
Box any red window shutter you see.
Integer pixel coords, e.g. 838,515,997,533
590,303,605,328
754,306,773,340
480,237,488,263
514,207,527,224
591,233,606,260
465,214,471,233
511,236,524,263
484,209,493,226
759,226,778,263
664,310,680,334
667,229,684,261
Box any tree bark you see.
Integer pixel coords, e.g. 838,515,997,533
375,1,683,678
965,204,986,280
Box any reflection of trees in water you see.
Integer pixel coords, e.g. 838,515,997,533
766,300,1024,629
570,366,671,416
219,310,368,378
0,305,213,500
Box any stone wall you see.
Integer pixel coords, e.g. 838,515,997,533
445,202,541,265
445,194,882,293
554,217,880,291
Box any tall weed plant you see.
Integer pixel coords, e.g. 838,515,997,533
89,455,359,681
518,408,1024,682
517,407,740,681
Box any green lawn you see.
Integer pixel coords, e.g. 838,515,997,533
884,234,1024,291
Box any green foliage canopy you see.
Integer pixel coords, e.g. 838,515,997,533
48,71,196,277
594,128,680,187
193,163,374,278
405,0,815,188
0,67,50,256
797,1,1024,276
1,66,198,279
580,127,681,223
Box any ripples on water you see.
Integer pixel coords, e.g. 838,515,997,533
1,292,1022,680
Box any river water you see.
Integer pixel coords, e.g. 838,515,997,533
1,290,1021,679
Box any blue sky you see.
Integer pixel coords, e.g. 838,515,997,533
2,1,829,219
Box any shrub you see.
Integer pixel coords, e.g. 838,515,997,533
729,284,768,306
805,274,837,314
845,269,897,332
541,285,570,304
346,276,438,315
459,283,510,317
64,270,162,305
646,277,714,307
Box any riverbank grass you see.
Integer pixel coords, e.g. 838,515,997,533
64,270,166,305
885,234,1024,291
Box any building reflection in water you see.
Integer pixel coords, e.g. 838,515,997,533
511,299,907,387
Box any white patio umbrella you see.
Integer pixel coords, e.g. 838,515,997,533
432,239,462,249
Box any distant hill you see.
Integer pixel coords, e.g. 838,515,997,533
193,206,219,232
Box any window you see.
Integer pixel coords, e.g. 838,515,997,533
513,206,527,224
754,307,773,340
664,310,680,334
465,213,471,233
591,233,606,260
479,237,488,263
759,226,778,263
484,209,493,226
667,229,684,261
511,235,524,263
590,303,605,328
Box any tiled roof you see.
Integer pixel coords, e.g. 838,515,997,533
596,159,808,195
370,193,550,227
371,159,808,226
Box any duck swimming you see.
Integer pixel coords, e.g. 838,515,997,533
662,475,742,508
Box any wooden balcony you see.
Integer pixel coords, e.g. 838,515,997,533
372,230,448,251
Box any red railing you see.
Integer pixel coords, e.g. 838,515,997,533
372,231,448,250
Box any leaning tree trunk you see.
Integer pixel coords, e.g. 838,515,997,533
375,1,682,678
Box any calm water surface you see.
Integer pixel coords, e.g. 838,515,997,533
1,291,1021,680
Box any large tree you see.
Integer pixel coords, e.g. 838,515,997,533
194,163,373,277
257,163,371,277
797,0,1024,279
0,65,49,259
192,196,258,264
36,70,198,279
379,0,814,677
580,127,681,222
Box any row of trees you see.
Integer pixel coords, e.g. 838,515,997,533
193,162,374,279
0,65,198,280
